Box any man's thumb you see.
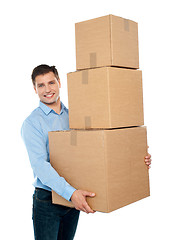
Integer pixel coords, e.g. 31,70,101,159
84,191,96,197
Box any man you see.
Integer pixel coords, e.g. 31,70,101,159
21,64,151,240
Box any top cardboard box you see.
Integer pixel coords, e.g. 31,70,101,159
75,14,139,70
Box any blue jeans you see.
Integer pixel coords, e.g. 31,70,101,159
32,188,80,240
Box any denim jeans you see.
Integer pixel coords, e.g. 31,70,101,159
32,188,80,240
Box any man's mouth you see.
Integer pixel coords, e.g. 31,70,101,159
44,93,55,98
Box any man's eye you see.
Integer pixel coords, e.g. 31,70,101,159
38,84,43,87
50,81,55,84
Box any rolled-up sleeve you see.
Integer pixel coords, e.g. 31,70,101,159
21,119,76,201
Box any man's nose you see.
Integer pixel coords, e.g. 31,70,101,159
45,84,51,92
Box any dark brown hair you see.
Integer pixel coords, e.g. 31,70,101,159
31,64,59,86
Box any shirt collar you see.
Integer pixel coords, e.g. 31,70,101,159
39,101,65,115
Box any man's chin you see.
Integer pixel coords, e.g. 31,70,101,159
42,100,55,105
41,96,60,105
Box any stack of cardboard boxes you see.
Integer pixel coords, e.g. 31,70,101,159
49,15,150,213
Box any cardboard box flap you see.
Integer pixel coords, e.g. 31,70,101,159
67,68,111,129
111,15,139,68
108,67,144,127
75,15,112,69
105,126,150,212
49,130,109,212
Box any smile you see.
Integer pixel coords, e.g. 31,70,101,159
44,93,55,98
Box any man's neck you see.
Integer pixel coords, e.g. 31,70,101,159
44,98,61,115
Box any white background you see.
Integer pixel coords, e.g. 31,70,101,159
1,0,176,239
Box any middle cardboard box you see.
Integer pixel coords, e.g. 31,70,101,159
67,66,144,129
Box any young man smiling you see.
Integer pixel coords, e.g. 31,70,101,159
21,64,96,240
21,64,151,240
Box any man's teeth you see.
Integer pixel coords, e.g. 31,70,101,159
45,94,54,97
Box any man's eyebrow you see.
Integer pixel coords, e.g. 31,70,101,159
48,79,56,83
37,79,56,85
37,82,44,86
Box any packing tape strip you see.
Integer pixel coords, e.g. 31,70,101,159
90,52,97,68
124,19,129,32
82,70,88,84
85,116,91,129
70,131,77,146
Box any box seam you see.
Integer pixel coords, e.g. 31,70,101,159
109,15,113,65
103,131,109,212
141,71,144,123
107,68,111,128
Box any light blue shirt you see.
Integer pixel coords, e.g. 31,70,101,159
21,101,76,201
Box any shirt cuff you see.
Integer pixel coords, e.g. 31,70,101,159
62,185,76,201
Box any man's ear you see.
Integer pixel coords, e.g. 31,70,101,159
58,78,61,88
33,85,37,94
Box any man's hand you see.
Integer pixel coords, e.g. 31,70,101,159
145,146,152,169
71,190,96,214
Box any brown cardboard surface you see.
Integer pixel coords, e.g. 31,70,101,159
75,15,139,70
49,127,150,213
67,67,144,129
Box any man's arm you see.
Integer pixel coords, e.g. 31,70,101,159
21,119,96,213
21,119,76,201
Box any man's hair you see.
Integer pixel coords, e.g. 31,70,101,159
31,64,59,86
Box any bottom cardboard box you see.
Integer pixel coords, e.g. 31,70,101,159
49,126,150,213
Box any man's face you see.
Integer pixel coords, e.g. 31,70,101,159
34,72,61,105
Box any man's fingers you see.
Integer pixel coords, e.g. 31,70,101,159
144,154,152,170
145,158,151,162
79,206,88,214
83,191,96,198
77,202,94,214
83,202,95,214
71,189,96,214
145,153,151,159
